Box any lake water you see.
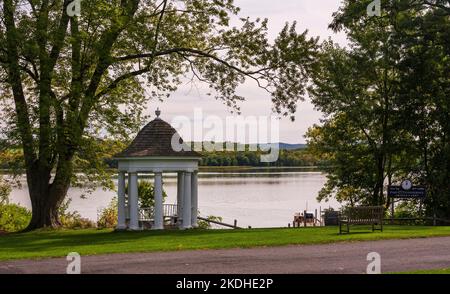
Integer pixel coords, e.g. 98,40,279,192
8,171,340,228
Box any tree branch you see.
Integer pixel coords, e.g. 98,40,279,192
95,66,151,99
78,0,140,131
114,47,271,76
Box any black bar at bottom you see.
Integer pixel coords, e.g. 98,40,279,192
0,274,446,292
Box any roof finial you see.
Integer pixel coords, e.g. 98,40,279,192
155,107,161,118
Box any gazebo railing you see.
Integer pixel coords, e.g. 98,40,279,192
163,204,178,218
139,207,154,221
132,204,178,221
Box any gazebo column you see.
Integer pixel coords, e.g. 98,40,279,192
177,172,184,228
116,171,127,230
153,171,164,230
191,171,198,227
182,171,192,229
128,172,140,230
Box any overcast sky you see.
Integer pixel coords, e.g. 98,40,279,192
152,0,347,144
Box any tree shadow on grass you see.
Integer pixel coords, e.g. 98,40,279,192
0,228,249,255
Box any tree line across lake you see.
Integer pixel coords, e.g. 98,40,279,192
198,149,320,168
0,141,324,170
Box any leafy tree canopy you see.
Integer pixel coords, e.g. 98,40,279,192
0,0,318,229
307,0,449,216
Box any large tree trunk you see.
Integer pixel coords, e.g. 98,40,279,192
372,151,385,206
27,188,62,229
24,157,73,231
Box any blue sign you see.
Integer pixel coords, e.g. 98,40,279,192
388,186,426,199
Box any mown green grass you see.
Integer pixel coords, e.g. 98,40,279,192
392,268,450,274
1,225,450,261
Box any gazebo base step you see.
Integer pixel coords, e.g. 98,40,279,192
138,221,181,230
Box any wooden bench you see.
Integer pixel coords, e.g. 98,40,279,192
339,206,384,234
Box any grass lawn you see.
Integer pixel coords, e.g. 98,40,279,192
392,268,450,274
1,225,450,261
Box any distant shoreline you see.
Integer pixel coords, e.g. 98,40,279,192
1,166,325,175
1,167,326,181
198,166,323,172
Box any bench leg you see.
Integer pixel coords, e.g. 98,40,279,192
371,222,383,232
339,222,350,234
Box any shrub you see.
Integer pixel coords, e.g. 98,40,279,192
0,177,11,205
58,198,96,229
394,201,422,219
0,203,31,232
60,214,96,229
197,215,223,229
0,187,95,231
97,197,118,229
125,180,168,208
0,177,30,232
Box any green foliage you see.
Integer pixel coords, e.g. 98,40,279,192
72,139,127,194
199,148,322,167
0,177,11,205
0,198,96,232
197,215,224,230
391,3,450,218
0,177,28,232
0,149,24,171
126,180,168,208
0,1,318,229
58,199,96,229
394,201,423,219
97,197,118,229
307,1,450,217
0,203,31,232
59,214,96,230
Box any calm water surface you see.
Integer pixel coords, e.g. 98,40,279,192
9,171,340,228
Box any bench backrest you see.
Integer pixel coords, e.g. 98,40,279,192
341,206,384,222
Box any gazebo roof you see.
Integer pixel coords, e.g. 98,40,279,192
115,111,200,159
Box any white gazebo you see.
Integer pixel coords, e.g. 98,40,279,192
114,109,201,230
